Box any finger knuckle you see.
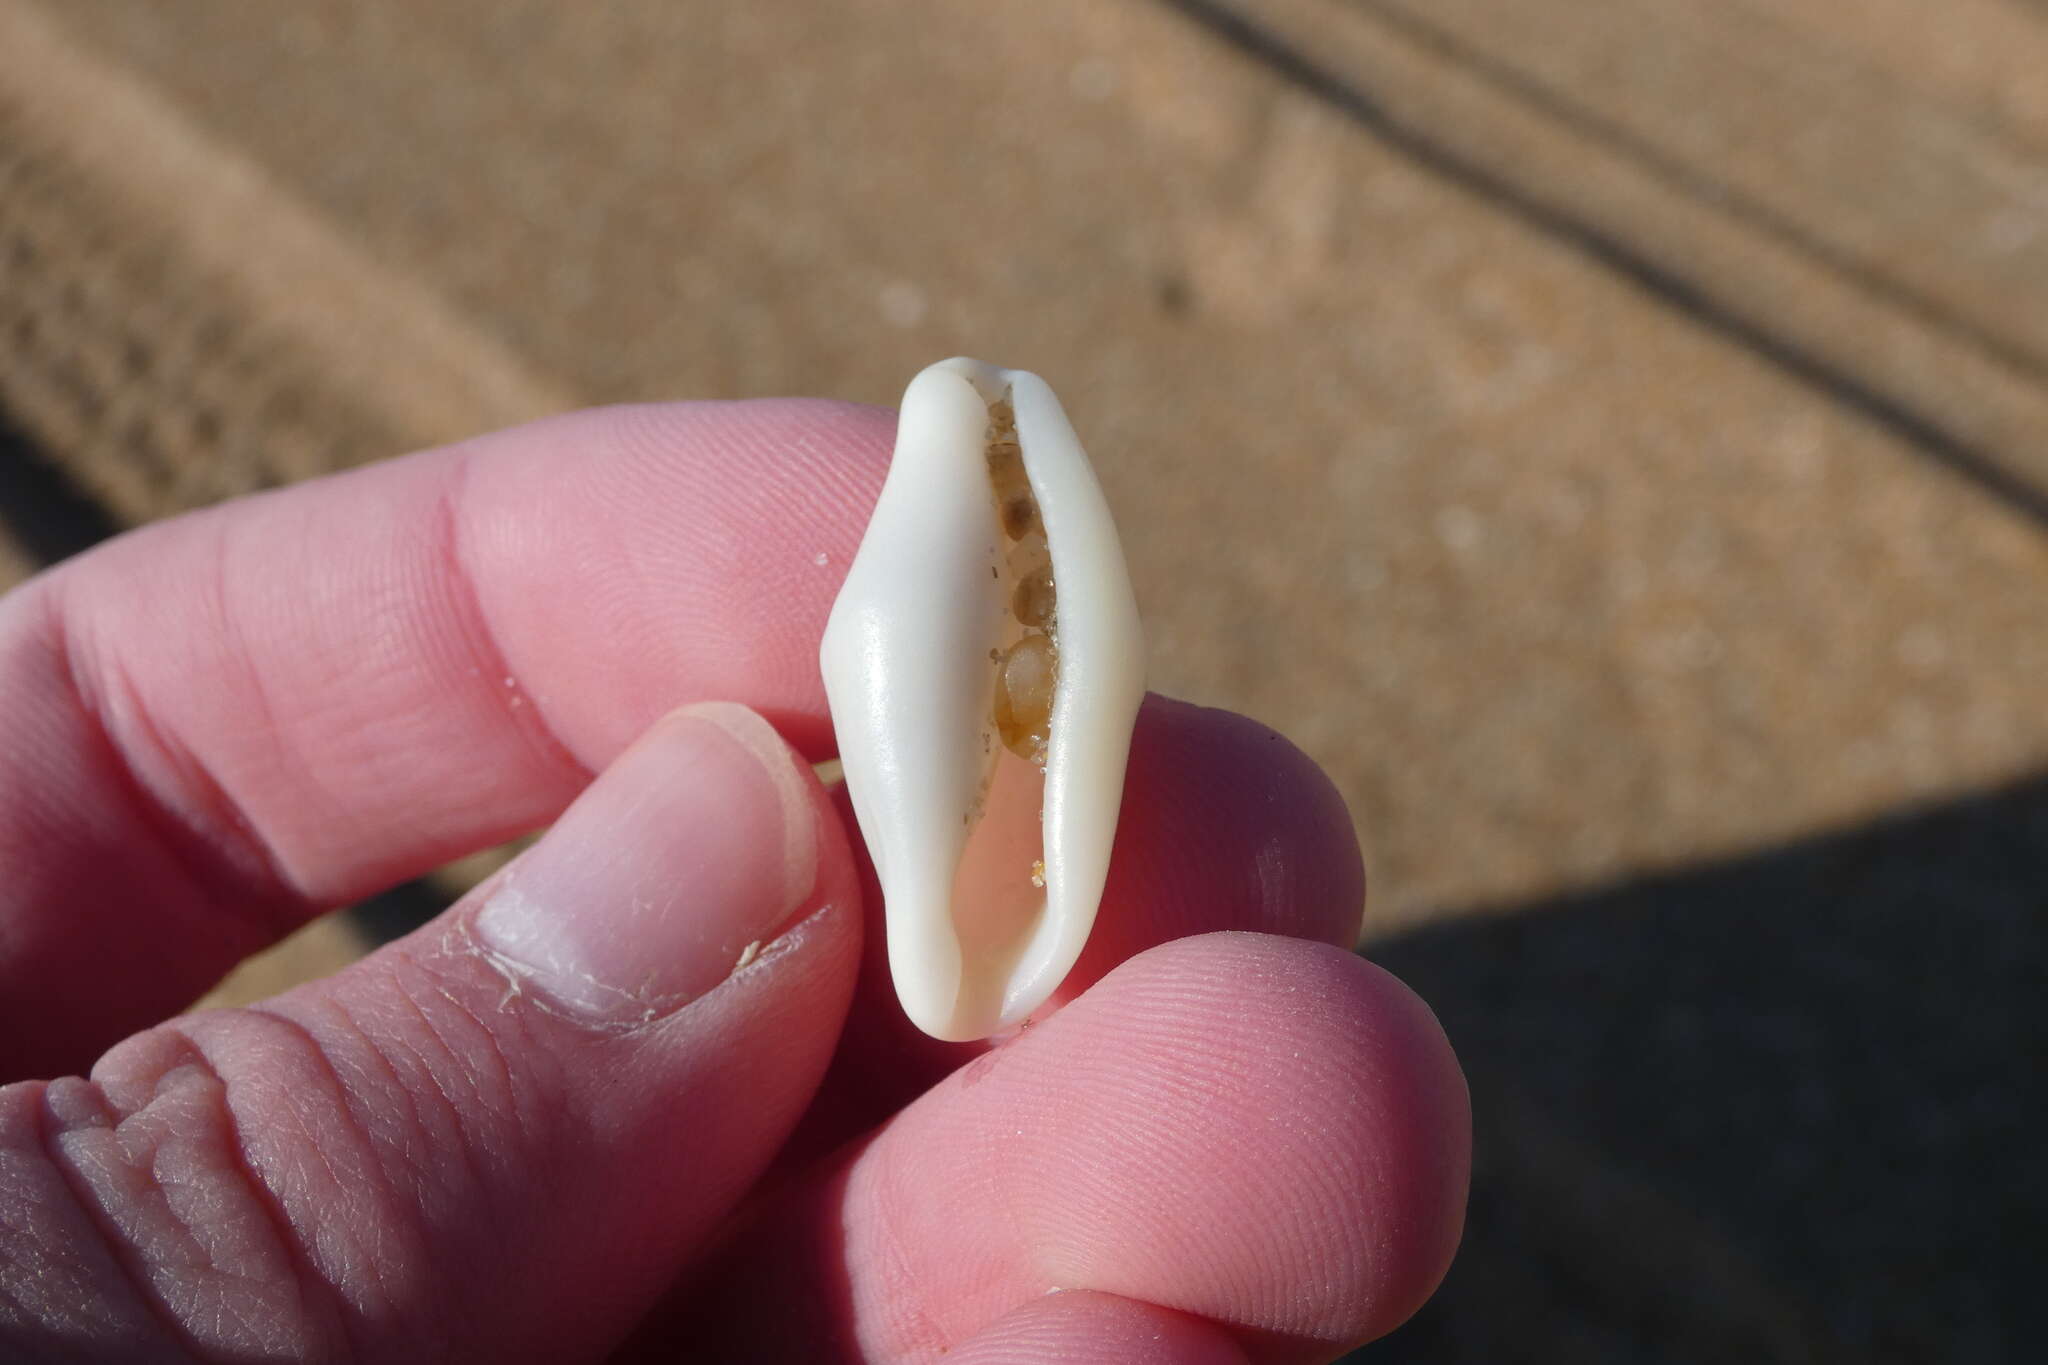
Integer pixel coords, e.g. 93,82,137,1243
1,1025,361,1361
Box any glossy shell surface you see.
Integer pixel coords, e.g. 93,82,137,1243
820,358,1144,1040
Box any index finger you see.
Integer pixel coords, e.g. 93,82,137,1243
0,400,893,1075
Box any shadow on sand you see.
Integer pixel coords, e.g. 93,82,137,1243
1356,774,2047,1364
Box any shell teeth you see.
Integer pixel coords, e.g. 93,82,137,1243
818,358,1146,1041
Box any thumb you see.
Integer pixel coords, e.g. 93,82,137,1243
0,704,859,1362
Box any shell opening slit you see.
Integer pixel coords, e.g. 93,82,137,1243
947,389,1058,1027
988,394,1060,765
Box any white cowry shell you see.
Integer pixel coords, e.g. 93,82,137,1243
820,358,1145,1041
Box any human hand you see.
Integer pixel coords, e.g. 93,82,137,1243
0,401,1468,1362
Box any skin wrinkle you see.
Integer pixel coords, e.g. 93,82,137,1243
283,989,440,1216
348,970,529,1365
306,983,503,1297
40,438,601,978
86,662,297,949
432,452,595,793
203,509,333,907
22,1078,196,1358
358,958,562,1277
36,588,302,955
416,970,543,1157
39,1075,206,1362
142,1034,358,1363
176,1009,417,1343
0,1085,167,1349
316,1000,471,1325
860,1150,958,1361
382,965,526,1166
43,1044,328,1361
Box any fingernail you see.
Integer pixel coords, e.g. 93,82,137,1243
473,703,818,1022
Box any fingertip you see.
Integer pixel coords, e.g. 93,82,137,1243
1055,933,1470,1346
1269,940,1472,1338
818,933,1468,1356
467,700,843,1022
1063,697,1366,997
1146,933,1482,1342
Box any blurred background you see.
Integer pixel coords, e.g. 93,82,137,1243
3,1,2045,1359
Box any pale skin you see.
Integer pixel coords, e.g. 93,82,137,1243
0,401,1470,1362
